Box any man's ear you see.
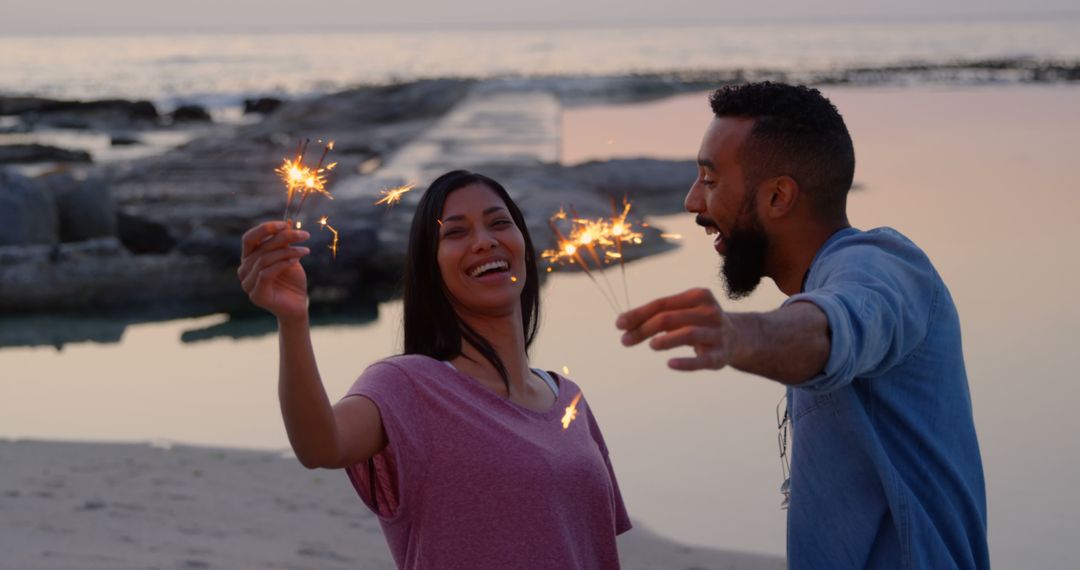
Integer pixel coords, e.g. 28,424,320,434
763,176,799,219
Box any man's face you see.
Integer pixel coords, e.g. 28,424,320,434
685,117,769,299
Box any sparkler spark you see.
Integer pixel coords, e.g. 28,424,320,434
660,233,683,240
277,139,336,224
561,392,583,430
318,216,339,259
374,183,416,208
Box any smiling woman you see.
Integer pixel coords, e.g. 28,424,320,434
236,169,631,569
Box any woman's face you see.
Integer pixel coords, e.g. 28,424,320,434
436,183,526,318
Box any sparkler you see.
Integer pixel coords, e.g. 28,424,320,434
542,213,621,314
276,139,337,226
540,197,645,312
561,392,583,430
374,183,416,208
318,216,339,259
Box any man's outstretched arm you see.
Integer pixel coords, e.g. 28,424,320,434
616,287,830,385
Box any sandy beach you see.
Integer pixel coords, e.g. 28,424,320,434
0,439,784,569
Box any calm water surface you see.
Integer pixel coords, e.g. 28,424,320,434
3,85,1079,566
2,17,1080,102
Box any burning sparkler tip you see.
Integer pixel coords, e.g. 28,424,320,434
561,392,584,430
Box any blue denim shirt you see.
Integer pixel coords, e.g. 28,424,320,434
782,227,988,569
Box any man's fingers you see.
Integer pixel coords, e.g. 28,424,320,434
616,288,717,332
667,353,728,372
620,304,721,346
648,326,719,351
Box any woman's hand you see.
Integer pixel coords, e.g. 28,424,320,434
238,221,311,322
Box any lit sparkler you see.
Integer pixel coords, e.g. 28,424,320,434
561,392,583,430
276,139,337,226
374,183,416,208
318,216,339,259
542,213,621,313
540,197,645,312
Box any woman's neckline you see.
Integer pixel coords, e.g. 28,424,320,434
440,359,565,418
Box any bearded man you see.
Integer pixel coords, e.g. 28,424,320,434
617,82,989,569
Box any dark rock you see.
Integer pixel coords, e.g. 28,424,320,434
41,173,118,242
117,211,176,254
0,96,57,115
243,97,283,115
0,170,60,246
110,133,140,146
177,235,241,266
170,105,212,123
1,98,160,127
0,144,92,164
560,158,697,214
0,237,246,314
128,101,159,121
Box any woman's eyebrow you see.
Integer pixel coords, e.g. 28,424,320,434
441,207,507,223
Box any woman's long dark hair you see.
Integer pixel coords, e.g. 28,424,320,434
402,170,541,393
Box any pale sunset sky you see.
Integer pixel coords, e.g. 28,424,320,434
1,0,1077,34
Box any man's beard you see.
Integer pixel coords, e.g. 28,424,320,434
721,196,768,300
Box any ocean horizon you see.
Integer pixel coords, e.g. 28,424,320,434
3,15,1079,104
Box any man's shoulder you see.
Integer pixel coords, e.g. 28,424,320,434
820,227,929,265
810,227,938,286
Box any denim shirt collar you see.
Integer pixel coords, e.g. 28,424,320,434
799,226,858,294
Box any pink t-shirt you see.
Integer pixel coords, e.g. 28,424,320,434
343,354,632,569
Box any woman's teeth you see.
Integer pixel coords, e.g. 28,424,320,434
469,260,509,277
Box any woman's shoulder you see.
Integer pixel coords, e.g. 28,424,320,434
541,368,582,396
358,354,446,383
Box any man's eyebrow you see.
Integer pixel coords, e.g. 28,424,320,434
697,157,716,170
440,206,507,223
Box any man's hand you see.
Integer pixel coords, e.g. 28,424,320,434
618,289,831,384
616,288,742,371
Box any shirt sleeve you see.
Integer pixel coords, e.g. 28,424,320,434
341,360,429,519
784,238,939,393
584,398,633,535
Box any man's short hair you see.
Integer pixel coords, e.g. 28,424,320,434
710,82,855,220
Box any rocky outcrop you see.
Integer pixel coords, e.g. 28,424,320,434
0,171,60,246
0,238,244,313
116,212,176,254
1,97,159,130
41,173,118,242
243,97,283,115
169,105,212,123
0,144,92,164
